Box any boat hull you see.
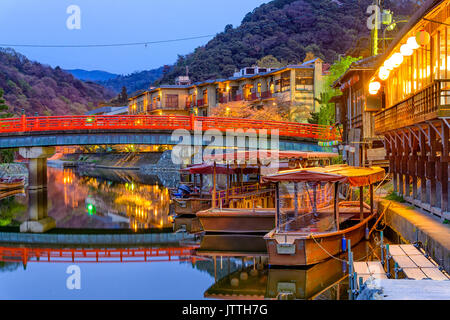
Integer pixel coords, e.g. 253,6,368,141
173,198,211,217
197,210,275,234
264,216,373,266
0,182,24,191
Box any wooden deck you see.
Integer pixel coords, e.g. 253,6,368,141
389,244,450,281
354,261,388,288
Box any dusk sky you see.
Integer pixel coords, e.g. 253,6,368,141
0,0,268,75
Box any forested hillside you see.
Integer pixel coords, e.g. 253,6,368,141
156,0,419,84
0,48,115,116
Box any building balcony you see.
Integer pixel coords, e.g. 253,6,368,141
375,79,450,134
197,99,204,107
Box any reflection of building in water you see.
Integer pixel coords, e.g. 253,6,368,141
50,168,172,231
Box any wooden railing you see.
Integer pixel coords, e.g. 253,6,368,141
215,183,269,208
0,115,341,141
0,246,200,264
375,79,450,133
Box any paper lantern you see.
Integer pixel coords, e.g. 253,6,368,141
379,66,390,80
391,53,404,68
407,36,420,50
384,58,395,71
369,81,381,95
400,44,413,57
416,30,430,47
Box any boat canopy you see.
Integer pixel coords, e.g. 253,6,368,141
262,165,385,187
203,150,339,163
180,163,260,175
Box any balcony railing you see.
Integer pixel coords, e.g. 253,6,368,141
375,79,450,134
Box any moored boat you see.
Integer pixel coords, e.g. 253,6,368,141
262,165,385,266
0,177,25,191
196,150,339,233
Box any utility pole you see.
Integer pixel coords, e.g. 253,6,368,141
371,0,381,56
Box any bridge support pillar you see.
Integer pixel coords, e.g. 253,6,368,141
19,147,55,190
18,147,56,233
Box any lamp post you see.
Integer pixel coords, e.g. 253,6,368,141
383,20,409,53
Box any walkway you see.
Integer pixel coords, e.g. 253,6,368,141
378,199,450,273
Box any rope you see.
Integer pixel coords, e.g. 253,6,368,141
310,233,381,264
309,234,347,263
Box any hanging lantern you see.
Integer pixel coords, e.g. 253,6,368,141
384,58,395,71
369,81,381,95
391,53,404,68
416,29,430,47
379,66,390,81
407,36,420,50
400,44,413,57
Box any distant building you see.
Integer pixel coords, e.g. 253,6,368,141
128,59,326,121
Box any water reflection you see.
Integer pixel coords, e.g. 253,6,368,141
3,167,174,231
0,168,384,300
198,233,380,300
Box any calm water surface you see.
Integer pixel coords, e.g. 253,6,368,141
0,167,380,300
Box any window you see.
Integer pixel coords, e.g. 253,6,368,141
165,94,179,109
203,89,208,105
281,71,291,92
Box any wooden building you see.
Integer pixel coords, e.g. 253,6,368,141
371,0,450,219
332,56,387,168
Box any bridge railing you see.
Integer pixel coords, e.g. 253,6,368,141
0,115,341,141
0,246,202,264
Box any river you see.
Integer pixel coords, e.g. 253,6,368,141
0,167,381,300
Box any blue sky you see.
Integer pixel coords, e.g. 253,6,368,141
0,0,268,75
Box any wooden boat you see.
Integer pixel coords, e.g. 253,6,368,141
173,216,203,233
196,234,268,257
172,163,260,217
266,239,375,300
203,237,375,300
0,177,25,191
0,187,25,200
196,150,339,234
263,165,385,266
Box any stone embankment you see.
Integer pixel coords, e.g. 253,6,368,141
0,163,28,179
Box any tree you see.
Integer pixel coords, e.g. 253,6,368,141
0,89,12,118
256,55,285,69
0,90,14,163
307,111,319,124
316,55,361,126
119,86,128,103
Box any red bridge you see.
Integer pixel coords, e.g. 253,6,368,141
0,114,340,142
0,246,203,265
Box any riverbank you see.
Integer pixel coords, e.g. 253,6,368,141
0,163,27,179
378,199,450,273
